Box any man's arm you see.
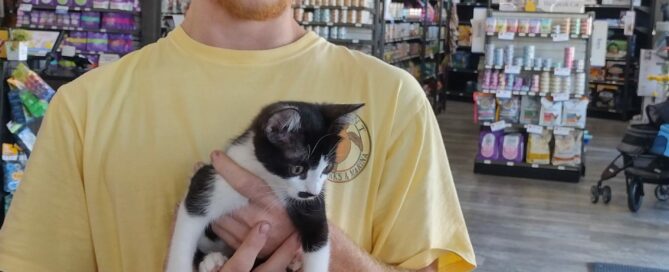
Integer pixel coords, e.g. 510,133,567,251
209,152,435,272
0,86,96,272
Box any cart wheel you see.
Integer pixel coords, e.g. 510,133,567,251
655,185,669,202
602,186,612,204
590,185,600,204
627,180,643,212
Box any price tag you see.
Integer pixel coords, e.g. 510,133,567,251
56,5,69,14
553,33,569,42
506,162,515,166
540,33,549,37
100,29,107,32
554,126,573,136
19,3,33,12
498,32,515,40
327,22,333,26
518,33,527,37
490,120,507,132
341,6,348,9
553,93,570,101
558,166,566,170
496,90,512,98
526,124,544,135
505,65,521,74
487,32,495,36
531,164,540,168
554,67,571,76
313,5,320,8
98,53,120,66
352,39,359,44
61,45,76,57
528,33,537,37
355,23,362,27
483,160,492,165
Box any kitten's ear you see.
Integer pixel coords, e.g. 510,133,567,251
321,103,365,128
264,107,301,145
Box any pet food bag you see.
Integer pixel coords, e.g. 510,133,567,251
477,130,503,161
500,133,524,162
552,130,584,166
519,96,541,125
539,97,562,127
562,98,589,128
497,97,520,123
476,93,497,122
526,130,552,164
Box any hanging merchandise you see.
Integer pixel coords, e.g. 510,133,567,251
562,98,589,128
497,97,520,123
540,97,563,127
477,130,503,161
526,130,552,165
500,133,525,163
520,96,541,125
552,130,584,166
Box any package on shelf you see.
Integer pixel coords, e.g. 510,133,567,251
386,2,422,20
295,0,374,8
485,16,591,36
477,130,503,161
87,31,109,52
527,130,552,164
539,97,563,126
562,98,589,128
520,96,541,125
384,23,421,40
497,97,521,123
339,27,371,40
553,130,584,166
162,0,190,14
501,133,525,163
10,63,56,103
102,12,136,30
82,11,102,29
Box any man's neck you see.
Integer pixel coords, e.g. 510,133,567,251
181,1,306,51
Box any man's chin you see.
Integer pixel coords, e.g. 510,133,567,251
217,0,290,21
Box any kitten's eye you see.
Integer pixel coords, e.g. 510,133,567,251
323,164,335,174
290,165,305,176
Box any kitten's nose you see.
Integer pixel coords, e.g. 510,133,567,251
298,192,315,199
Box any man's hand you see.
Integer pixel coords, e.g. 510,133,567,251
215,222,302,272
209,151,296,257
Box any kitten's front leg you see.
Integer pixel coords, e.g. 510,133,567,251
166,204,211,272
287,196,330,272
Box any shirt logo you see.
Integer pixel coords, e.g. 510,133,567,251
329,115,371,183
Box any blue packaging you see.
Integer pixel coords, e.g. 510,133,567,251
7,90,27,124
650,124,669,157
3,162,24,193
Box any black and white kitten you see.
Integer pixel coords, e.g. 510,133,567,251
166,101,364,272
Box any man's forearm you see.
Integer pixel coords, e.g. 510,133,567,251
328,223,437,272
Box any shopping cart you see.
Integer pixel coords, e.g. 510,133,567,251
591,101,669,212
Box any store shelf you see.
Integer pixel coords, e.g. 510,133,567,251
480,121,585,131
386,18,423,23
385,36,422,43
55,48,126,56
585,4,630,9
293,5,375,13
300,21,373,28
456,2,487,7
483,65,585,75
590,80,626,86
388,54,421,64
474,160,582,183
19,24,138,35
447,67,478,73
329,38,373,45
479,89,587,99
487,32,591,40
23,4,139,14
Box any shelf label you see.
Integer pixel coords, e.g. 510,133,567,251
498,32,515,40
100,29,107,32
313,5,320,8
554,126,574,136
558,166,567,170
327,22,333,26
526,124,544,135
528,33,537,37
531,164,540,168
19,4,33,12
99,53,120,66
506,162,515,166
553,93,570,101
490,120,507,132
505,65,521,74
61,46,76,57
484,160,492,165
554,67,571,76
553,33,569,42
56,5,69,14
496,90,512,98
355,23,362,27
352,39,359,44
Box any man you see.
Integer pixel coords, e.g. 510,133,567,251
0,0,476,271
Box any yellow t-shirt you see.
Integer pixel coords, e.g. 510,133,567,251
0,27,475,272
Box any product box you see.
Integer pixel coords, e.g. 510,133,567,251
593,84,618,110
457,25,472,47
606,40,627,60
590,67,606,81
605,61,626,81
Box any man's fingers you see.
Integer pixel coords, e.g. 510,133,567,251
222,222,271,272
211,224,242,249
253,233,302,272
210,151,273,201
216,216,250,243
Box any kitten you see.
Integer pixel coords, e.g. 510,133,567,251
166,101,364,272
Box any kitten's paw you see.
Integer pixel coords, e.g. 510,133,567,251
198,252,228,272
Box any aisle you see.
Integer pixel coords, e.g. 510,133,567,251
437,101,669,272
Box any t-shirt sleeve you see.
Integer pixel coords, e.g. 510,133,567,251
0,85,96,272
370,83,476,271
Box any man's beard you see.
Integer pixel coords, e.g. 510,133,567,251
217,0,290,21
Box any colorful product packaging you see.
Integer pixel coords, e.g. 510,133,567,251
73,0,92,7
3,162,24,193
7,90,27,124
552,130,583,166
81,12,101,29
477,130,503,161
10,63,56,102
519,96,541,125
87,32,109,52
500,133,525,162
476,93,497,122
497,97,520,123
562,98,589,128
526,130,552,164
539,97,562,127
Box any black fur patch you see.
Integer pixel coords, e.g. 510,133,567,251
185,165,216,216
204,224,219,241
286,193,329,252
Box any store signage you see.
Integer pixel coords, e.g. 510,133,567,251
537,0,585,13
490,120,508,132
526,124,544,135
552,33,569,42
498,32,515,40
496,90,513,98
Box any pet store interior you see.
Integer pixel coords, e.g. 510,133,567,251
0,0,668,271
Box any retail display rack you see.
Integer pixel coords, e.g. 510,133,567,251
472,5,595,183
